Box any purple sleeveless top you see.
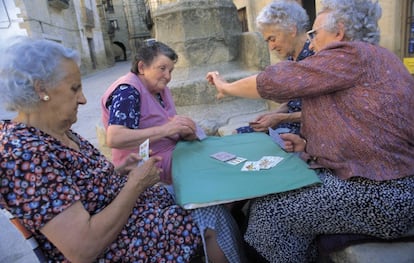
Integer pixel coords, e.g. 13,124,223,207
101,72,178,184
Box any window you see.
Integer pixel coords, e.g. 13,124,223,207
405,0,414,57
48,0,70,9
109,19,119,30
238,7,248,32
104,0,114,13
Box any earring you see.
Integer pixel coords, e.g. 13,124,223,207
42,95,50,101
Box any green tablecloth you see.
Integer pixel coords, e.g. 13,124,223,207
172,132,321,209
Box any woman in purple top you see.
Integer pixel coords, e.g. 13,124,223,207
101,40,197,185
101,40,245,262
206,0,414,262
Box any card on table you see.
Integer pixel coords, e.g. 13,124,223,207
226,156,247,165
210,151,237,162
241,161,261,171
258,156,284,169
138,138,149,166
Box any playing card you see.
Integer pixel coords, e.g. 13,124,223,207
210,151,237,162
241,161,260,171
258,156,284,169
137,138,149,166
268,127,290,149
226,156,247,165
195,124,207,140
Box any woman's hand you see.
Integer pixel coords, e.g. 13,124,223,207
206,71,229,99
164,115,196,138
128,156,162,189
115,153,143,175
250,113,284,132
279,133,306,152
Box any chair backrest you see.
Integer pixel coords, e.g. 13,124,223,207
0,194,47,263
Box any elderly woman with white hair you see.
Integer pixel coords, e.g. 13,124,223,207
206,0,414,262
234,0,314,135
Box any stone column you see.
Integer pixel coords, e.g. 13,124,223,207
152,0,242,81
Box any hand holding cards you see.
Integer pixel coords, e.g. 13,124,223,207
195,124,207,141
268,127,290,149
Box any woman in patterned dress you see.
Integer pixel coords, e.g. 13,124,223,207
0,36,242,262
206,0,414,262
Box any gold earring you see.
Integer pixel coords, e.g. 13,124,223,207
43,95,50,101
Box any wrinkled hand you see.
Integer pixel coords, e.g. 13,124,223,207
279,133,306,152
128,156,162,188
163,115,196,138
249,113,277,132
206,71,228,99
115,153,143,175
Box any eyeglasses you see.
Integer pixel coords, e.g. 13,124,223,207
306,26,324,42
144,38,157,47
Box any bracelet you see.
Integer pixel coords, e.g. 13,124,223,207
301,138,307,152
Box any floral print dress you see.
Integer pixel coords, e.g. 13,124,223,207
0,120,202,262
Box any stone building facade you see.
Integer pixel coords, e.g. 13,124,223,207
0,0,113,75
1,1,413,75
233,0,413,62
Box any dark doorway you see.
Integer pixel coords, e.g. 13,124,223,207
302,0,316,28
113,41,127,61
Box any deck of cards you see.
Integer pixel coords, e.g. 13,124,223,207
210,151,237,162
195,124,207,141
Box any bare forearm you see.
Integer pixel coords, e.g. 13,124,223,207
273,102,288,113
224,74,261,99
282,111,301,123
41,185,142,262
41,162,159,262
106,125,171,149
86,179,147,250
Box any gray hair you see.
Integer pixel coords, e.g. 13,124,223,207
320,0,382,44
131,39,178,74
0,36,80,112
256,0,310,34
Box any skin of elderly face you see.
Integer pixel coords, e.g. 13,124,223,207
43,58,86,128
309,12,340,52
140,54,175,94
261,25,296,60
